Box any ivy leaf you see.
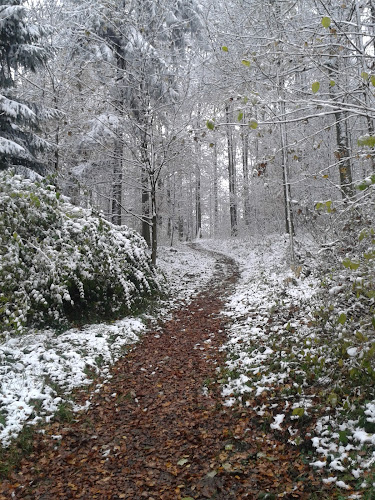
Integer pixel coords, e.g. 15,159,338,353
238,112,244,121
328,392,338,407
312,81,320,93
342,258,360,270
321,17,331,28
356,331,367,342
339,430,348,444
371,75,375,87
329,80,336,87
359,230,368,242
361,71,369,81
241,59,251,67
292,408,305,417
206,120,215,131
338,313,347,325
249,119,258,129
358,135,375,148
222,46,228,52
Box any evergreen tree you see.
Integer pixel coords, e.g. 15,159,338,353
0,0,47,172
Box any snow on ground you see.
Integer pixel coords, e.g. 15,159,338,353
0,319,143,446
0,243,215,447
157,243,216,312
201,234,375,495
2,232,374,495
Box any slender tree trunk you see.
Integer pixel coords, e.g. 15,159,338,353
169,173,176,246
141,131,151,245
242,114,251,226
355,1,375,172
213,140,219,236
111,49,125,226
279,99,294,237
334,114,353,199
53,93,59,173
195,159,202,238
177,172,184,241
195,111,202,238
151,179,157,265
112,144,123,225
225,101,238,237
327,59,354,199
166,176,172,238
149,119,158,264
188,171,193,241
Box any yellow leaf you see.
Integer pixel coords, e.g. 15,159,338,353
312,81,320,93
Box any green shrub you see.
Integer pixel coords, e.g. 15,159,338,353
0,172,160,334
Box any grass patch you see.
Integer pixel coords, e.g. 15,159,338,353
0,425,35,479
55,402,75,424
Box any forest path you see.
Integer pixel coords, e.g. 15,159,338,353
0,246,315,499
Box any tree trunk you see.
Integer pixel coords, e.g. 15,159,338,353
111,49,125,226
112,146,123,226
356,1,375,172
194,110,202,238
195,160,202,238
141,131,151,245
279,100,294,237
53,93,59,174
188,171,193,241
334,115,354,199
151,181,157,265
241,114,251,226
177,172,184,241
225,101,238,237
327,62,354,199
213,139,219,236
166,175,172,238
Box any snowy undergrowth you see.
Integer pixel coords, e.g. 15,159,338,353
0,172,160,335
0,188,213,454
202,233,375,496
0,241,214,448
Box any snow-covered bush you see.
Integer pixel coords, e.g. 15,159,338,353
0,172,160,335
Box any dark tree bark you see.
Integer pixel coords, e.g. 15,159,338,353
226,101,238,237
212,139,219,235
241,114,251,227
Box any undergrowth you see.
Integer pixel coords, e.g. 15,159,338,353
0,171,161,336
219,210,374,496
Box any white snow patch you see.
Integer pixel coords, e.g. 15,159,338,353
270,413,285,430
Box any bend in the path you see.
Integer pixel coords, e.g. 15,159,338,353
0,245,317,500
1,246,241,499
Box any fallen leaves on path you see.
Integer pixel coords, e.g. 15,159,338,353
0,250,338,499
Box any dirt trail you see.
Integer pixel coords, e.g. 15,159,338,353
0,247,317,499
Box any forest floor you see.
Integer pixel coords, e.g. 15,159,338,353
1,236,374,498
0,243,348,499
